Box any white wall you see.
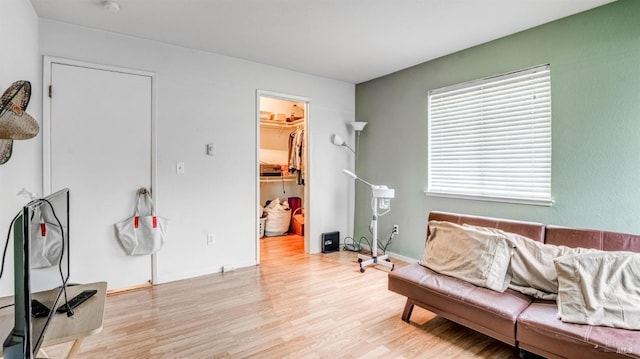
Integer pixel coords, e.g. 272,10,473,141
37,20,355,284
355,1,640,261
0,0,41,296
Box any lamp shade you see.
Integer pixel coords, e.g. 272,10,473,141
332,134,345,146
348,122,367,132
332,133,355,153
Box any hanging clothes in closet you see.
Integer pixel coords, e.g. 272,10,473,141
288,128,304,185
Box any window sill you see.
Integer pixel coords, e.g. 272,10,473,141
424,191,553,207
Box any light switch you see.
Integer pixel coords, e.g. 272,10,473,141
206,143,215,156
176,161,185,174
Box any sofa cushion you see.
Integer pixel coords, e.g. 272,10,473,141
420,220,513,292
388,263,533,346
546,226,640,252
517,301,640,359
554,251,640,330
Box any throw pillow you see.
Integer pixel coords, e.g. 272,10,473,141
420,220,513,292
554,251,640,330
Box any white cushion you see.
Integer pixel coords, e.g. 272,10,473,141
420,220,513,292
554,251,640,330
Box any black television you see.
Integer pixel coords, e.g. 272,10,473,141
3,188,70,359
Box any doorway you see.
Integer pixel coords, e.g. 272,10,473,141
257,91,309,262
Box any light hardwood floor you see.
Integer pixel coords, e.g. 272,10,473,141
43,235,519,358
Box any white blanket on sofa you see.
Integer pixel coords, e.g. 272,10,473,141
554,251,640,330
466,226,595,300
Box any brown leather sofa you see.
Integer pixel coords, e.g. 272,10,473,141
388,211,640,358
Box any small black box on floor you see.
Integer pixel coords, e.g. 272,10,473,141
321,231,340,253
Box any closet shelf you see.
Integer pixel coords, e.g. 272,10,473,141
260,176,298,183
260,119,304,128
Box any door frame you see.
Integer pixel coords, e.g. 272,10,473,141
42,56,159,283
256,90,311,263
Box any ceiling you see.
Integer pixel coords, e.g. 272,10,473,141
30,0,615,84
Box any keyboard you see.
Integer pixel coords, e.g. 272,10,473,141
56,289,98,313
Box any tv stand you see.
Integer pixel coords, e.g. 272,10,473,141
1,281,107,358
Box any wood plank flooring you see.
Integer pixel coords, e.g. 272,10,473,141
43,235,519,358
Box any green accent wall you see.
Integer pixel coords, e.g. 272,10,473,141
355,0,640,260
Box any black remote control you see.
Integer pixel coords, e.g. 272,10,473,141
56,289,98,313
31,299,51,318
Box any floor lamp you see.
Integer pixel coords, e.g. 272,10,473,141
332,121,367,170
343,169,395,273
348,121,367,172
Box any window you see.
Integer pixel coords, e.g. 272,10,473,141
427,65,552,205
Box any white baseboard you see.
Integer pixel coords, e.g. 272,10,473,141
354,243,419,264
386,251,419,264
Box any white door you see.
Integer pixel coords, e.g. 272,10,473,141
44,58,154,290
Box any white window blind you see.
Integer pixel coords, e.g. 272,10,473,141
427,65,552,205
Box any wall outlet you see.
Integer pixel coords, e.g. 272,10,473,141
207,233,215,246
222,265,235,273
392,224,399,235
176,161,185,174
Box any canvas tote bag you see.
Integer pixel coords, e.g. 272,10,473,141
115,189,168,256
30,206,65,268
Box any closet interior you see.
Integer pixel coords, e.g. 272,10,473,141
259,97,306,252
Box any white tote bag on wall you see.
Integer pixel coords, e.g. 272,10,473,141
115,189,168,256
29,206,64,268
